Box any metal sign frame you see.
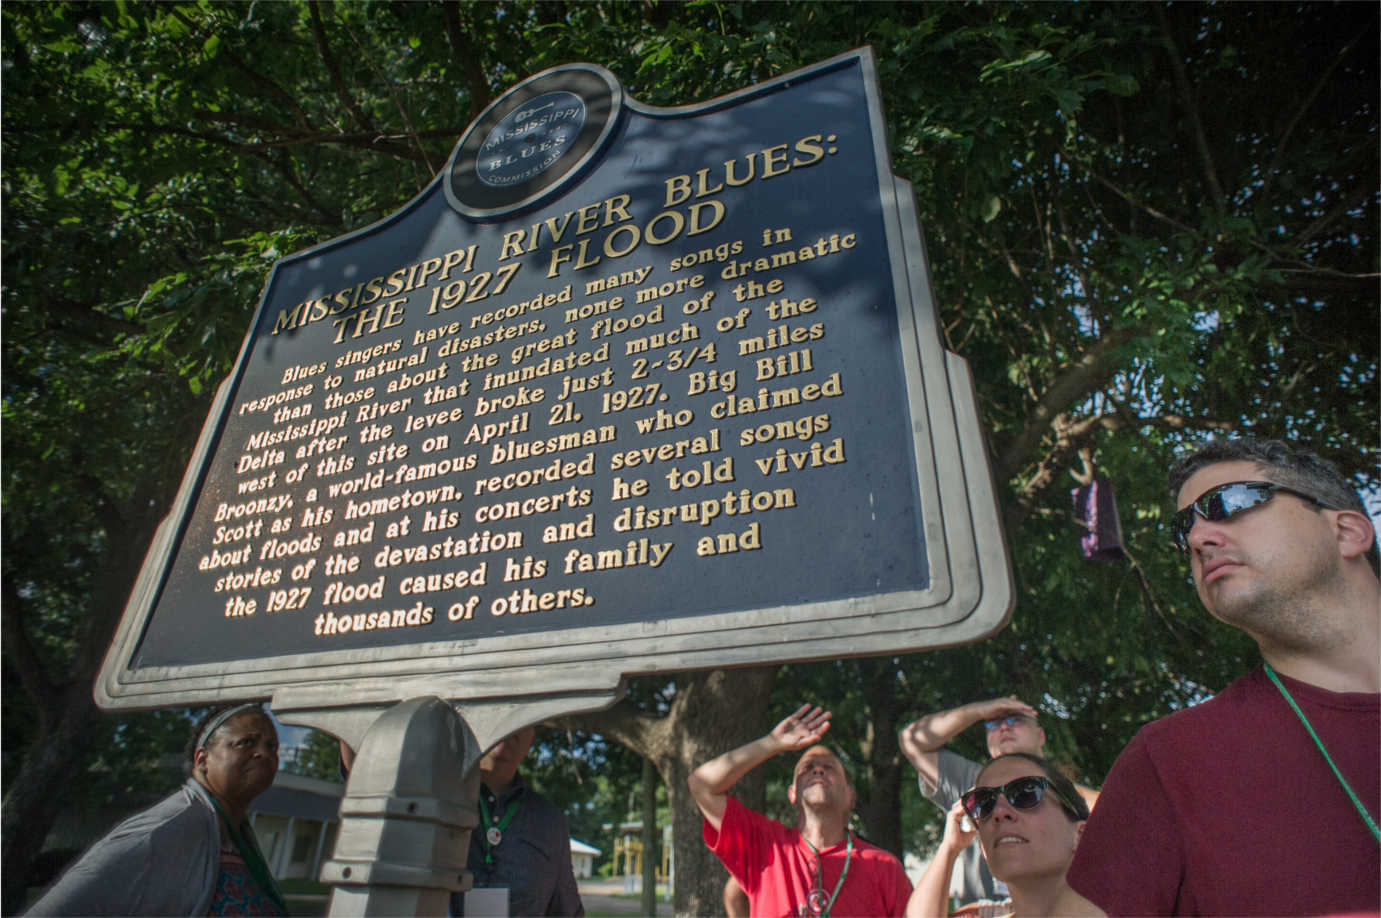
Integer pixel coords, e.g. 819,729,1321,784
95,48,1012,717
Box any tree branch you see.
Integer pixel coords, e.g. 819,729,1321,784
44,296,145,342
443,1,493,121
1062,406,1236,443
168,7,311,129
1122,543,1190,642
1261,15,1377,206
1294,178,1376,247
260,151,341,227
996,326,1145,482
553,697,662,758
106,118,447,163
1005,422,1082,534
308,0,377,134
1,575,60,730
1083,168,1196,236
1087,165,1377,286
1002,389,1236,533
1055,193,1096,323
337,18,437,177
1154,5,1226,213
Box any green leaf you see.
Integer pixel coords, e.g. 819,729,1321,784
982,194,1002,223
1104,73,1139,96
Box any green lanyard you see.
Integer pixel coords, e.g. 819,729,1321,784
207,794,290,914
802,834,852,918
1263,662,1381,845
477,792,521,865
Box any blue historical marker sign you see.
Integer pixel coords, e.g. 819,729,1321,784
97,49,1011,710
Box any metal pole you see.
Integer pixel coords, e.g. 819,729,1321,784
319,696,480,916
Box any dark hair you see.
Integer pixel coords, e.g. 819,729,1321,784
977,752,1089,821
183,703,270,770
794,745,854,786
1168,438,1379,578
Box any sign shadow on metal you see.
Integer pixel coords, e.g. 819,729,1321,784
96,48,1013,718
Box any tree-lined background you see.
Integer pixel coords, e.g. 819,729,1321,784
4,2,1376,914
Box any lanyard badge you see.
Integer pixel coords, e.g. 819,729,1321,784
478,793,521,864
800,834,853,918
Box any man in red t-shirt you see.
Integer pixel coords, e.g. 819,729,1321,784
688,703,912,918
1068,438,1380,915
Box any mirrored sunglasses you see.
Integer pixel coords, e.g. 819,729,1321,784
1170,480,1321,553
983,714,1032,732
960,775,1080,823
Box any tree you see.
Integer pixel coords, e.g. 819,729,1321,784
558,667,779,915
2,4,481,906
4,3,1375,914
609,2,1377,897
287,729,349,783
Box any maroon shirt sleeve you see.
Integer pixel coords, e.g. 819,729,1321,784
1066,731,1183,916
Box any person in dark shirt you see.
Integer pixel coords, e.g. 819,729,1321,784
29,703,288,916
460,726,584,917
342,724,583,916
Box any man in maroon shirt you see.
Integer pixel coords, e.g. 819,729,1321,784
1068,438,1380,915
689,703,912,917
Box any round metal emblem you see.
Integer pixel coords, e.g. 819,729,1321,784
477,91,587,189
445,65,622,219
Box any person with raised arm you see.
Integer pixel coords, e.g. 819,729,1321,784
688,703,912,917
907,754,1103,918
899,697,1098,908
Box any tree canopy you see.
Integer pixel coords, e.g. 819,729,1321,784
4,2,1376,913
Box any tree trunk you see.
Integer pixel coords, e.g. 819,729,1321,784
560,665,777,917
654,668,777,917
854,659,904,857
0,687,100,914
1,482,167,914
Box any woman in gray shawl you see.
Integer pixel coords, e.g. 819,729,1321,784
28,702,289,916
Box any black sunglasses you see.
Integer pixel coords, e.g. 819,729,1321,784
961,776,1081,823
1170,481,1322,553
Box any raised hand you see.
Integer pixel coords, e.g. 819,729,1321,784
907,799,979,918
770,703,832,751
939,798,979,854
973,695,1038,722
689,702,834,830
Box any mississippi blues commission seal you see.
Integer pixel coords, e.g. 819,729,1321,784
445,65,622,219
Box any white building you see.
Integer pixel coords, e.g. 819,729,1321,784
569,838,601,878
249,771,344,881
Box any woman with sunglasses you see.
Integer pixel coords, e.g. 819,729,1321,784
907,754,1103,918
